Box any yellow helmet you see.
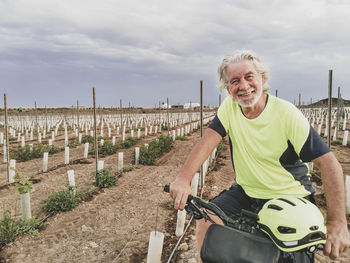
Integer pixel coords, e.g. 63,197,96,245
258,196,326,252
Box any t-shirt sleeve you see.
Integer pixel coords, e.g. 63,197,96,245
299,126,330,162
284,104,330,162
208,115,227,137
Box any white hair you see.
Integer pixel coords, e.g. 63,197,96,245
217,49,270,93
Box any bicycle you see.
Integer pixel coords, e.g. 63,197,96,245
164,184,324,263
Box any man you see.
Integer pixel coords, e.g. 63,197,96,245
170,49,349,261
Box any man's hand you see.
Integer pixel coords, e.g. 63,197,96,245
169,178,192,210
324,220,350,260
313,152,350,260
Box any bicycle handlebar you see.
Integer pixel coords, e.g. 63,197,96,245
163,184,259,232
164,184,325,256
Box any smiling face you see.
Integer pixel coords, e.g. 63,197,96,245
226,59,266,109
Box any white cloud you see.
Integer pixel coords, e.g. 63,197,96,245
0,0,350,106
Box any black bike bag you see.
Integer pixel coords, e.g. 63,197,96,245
201,224,280,263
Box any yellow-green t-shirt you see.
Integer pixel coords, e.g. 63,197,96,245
209,95,330,199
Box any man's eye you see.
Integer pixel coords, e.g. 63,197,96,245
231,80,239,85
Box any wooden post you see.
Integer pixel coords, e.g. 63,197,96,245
327,70,333,147
167,97,170,136
93,88,99,176
200,80,204,193
34,101,38,135
4,94,10,182
200,80,203,137
45,105,48,132
189,101,192,127
120,99,123,128
337,87,341,134
77,99,80,130
159,101,161,127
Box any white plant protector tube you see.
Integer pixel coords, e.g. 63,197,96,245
84,143,89,158
146,231,164,263
43,152,49,172
97,160,104,171
346,176,350,215
67,170,76,194
65,147,70,165
343,130,349,146
191,172,199,196
118,152,124,172
9,159,16,183
175,209,186,237
135,147,140,165
172,130,176,141
21,136,25,147
122,131,125,142
20,192,32,220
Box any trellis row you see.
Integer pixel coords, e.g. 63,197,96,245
2,109,216,133
301,107,350,143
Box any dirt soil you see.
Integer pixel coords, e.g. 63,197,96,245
0,127,350,263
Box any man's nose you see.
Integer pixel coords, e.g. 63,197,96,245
239,79,250,89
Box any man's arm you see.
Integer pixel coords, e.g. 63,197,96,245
170,128,222,210
313,151,350,260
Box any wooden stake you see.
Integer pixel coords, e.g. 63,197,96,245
35,101,38,135
120,99,123,128
93,87,99,176
4,94,10,182
77,99,80,130
337,87,341,134
167,97,170,136
200,80,204,193
327,70,333,147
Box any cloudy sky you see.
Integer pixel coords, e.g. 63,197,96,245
1,0,349,108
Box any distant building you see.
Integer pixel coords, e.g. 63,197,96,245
184,102,200,109
160,103,171,109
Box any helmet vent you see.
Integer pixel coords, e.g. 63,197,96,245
310,233,322,241
277,198,296,206
267,204,283,211
309,226,319,231
278,226,296,234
